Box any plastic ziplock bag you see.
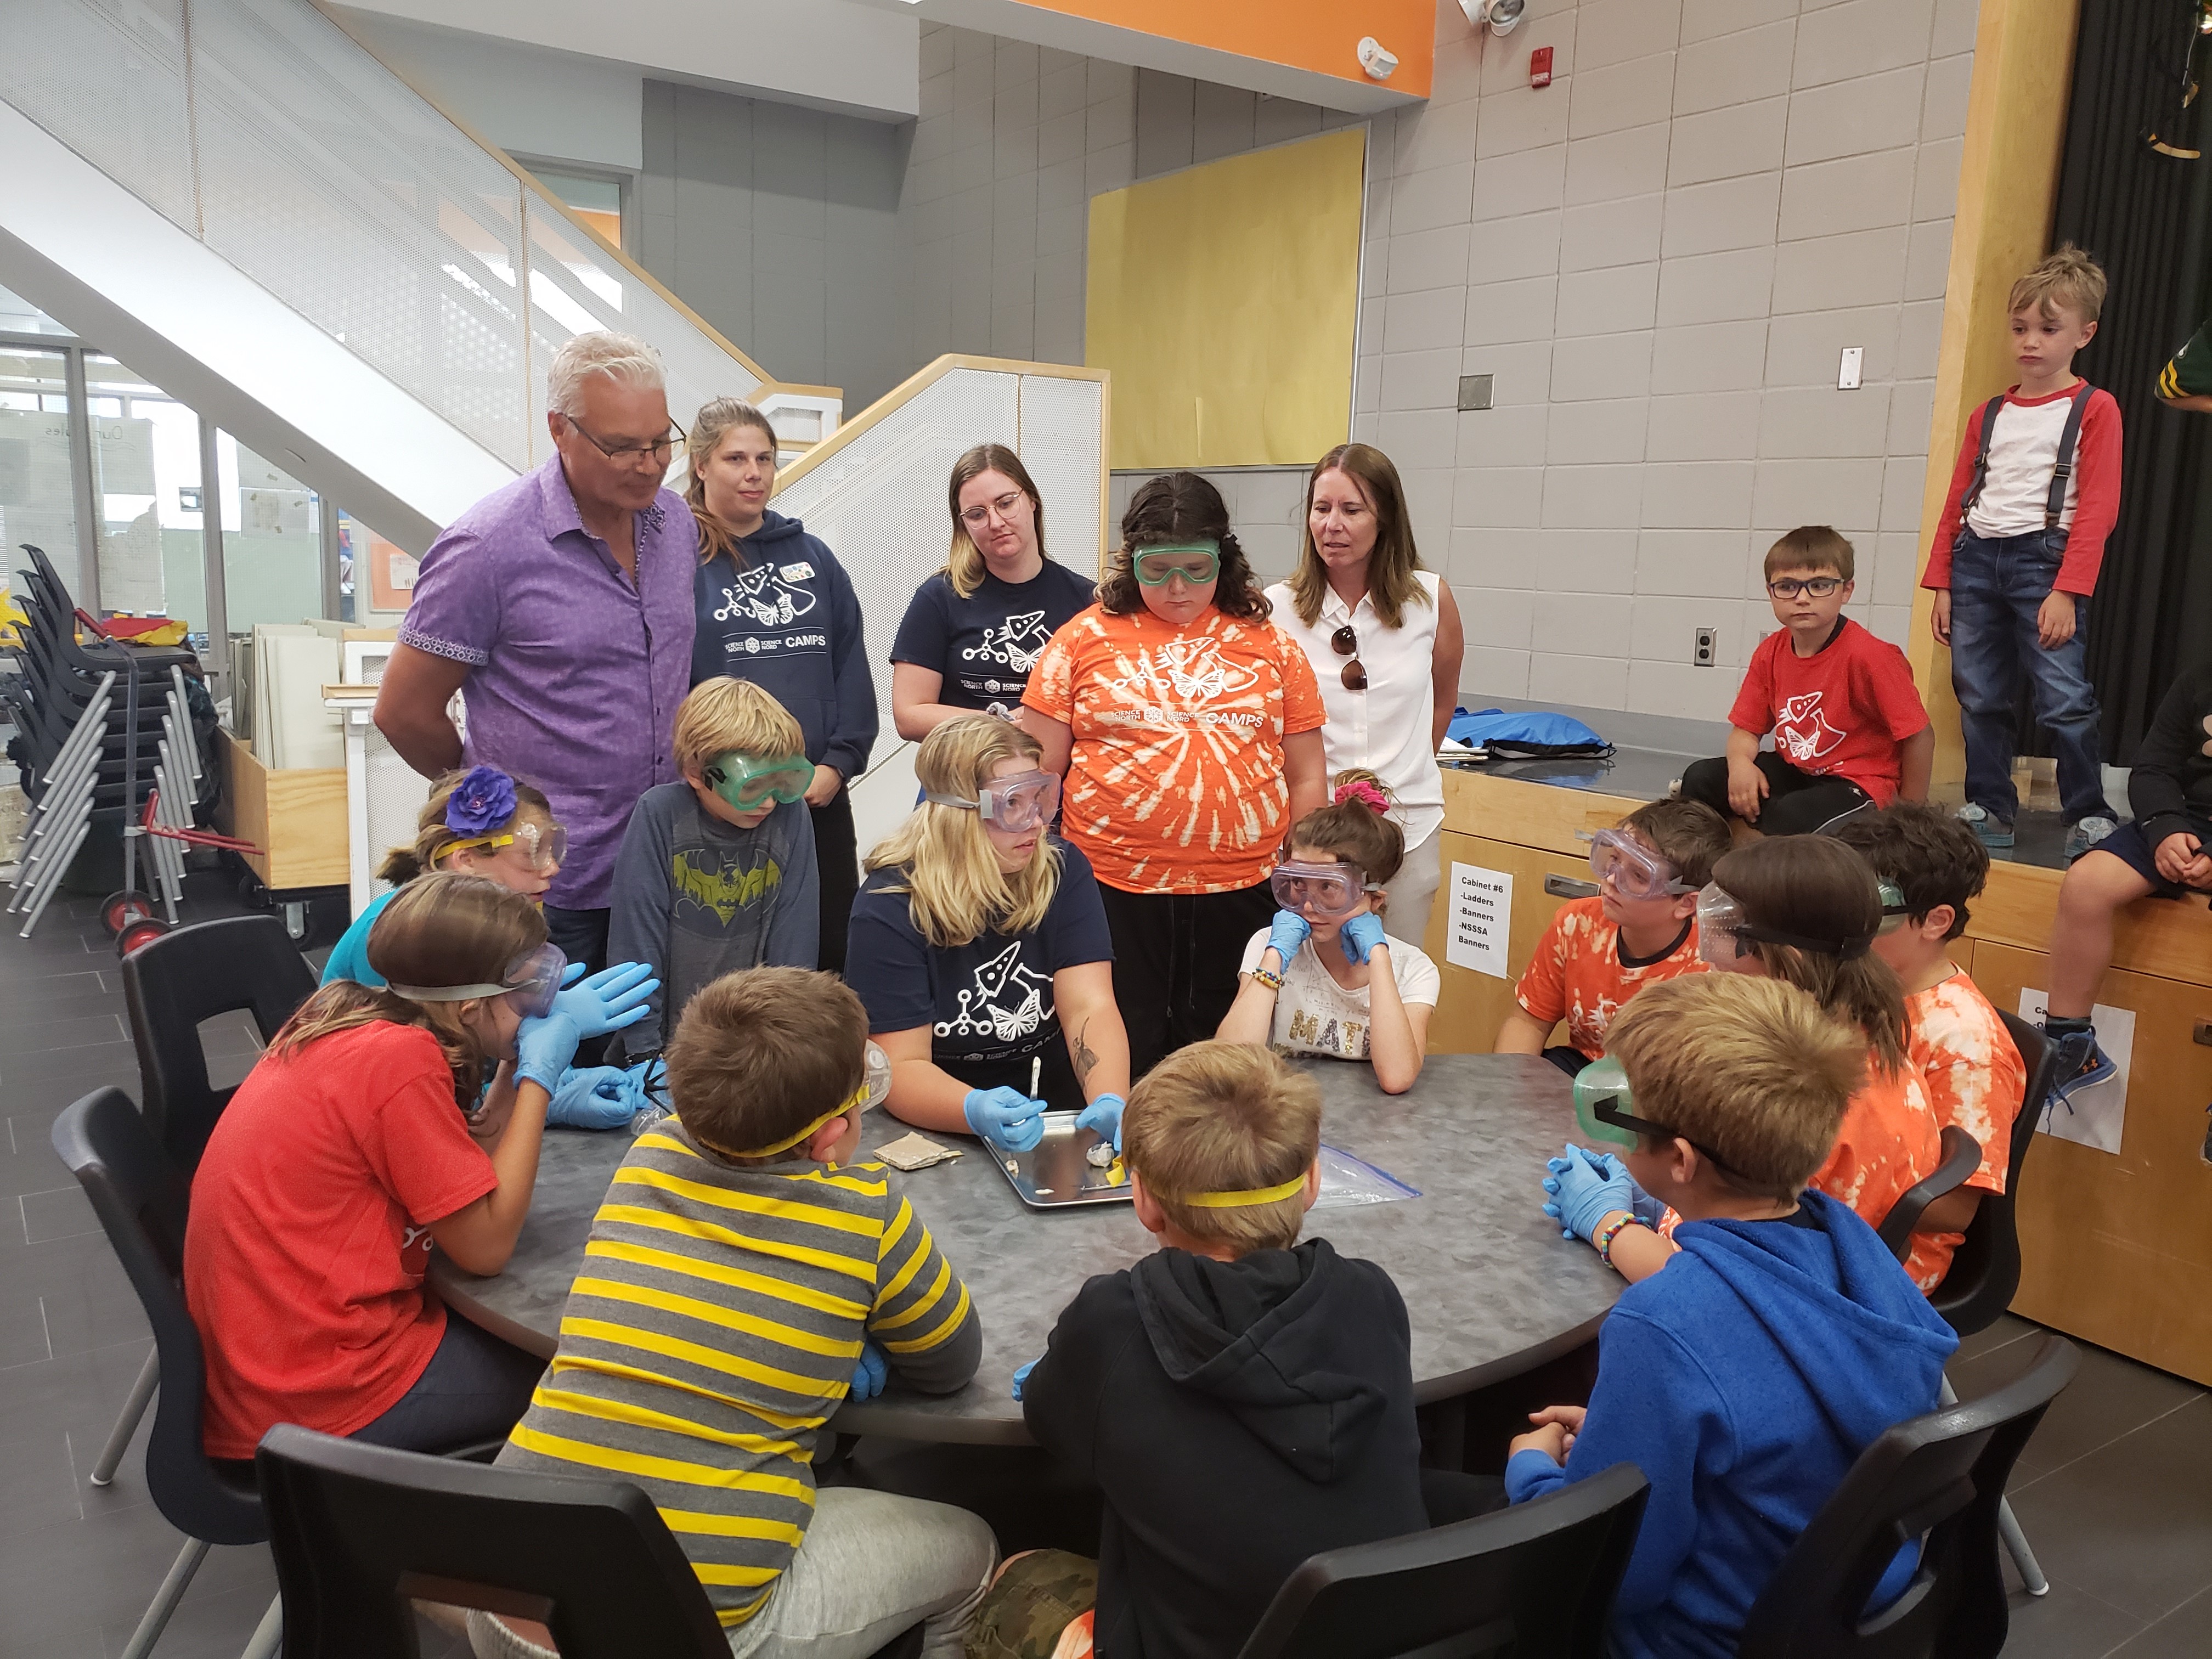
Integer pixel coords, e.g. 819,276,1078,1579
1312,1143,1421,1210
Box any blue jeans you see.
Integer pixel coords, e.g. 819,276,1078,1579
1947,528,2112,825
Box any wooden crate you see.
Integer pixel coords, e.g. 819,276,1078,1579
215,730,349,891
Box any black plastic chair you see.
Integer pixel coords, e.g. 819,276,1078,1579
254,1426,927,1659
1875,1126,1982,1261
1737,1333,2078,1659
1235,1462,1650,1659
50,1088,280,1659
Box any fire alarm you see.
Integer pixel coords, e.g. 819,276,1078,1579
1357,36,1399,80
1531,46,1554,88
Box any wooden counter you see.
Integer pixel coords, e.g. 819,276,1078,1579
1422,765,2212,1385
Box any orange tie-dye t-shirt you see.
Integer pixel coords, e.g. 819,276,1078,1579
1900,969,2025,1292
1810,1058,1942,1261
1023,603,1325,895
1513,896,1709,1058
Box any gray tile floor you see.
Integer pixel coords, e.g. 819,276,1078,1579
2,875,2208,1656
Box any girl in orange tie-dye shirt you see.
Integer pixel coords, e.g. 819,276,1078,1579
1023,473,1328,1075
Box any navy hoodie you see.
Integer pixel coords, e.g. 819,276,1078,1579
691,510,877,781
1022,1238,1427,1659
1506,1192,1958,1659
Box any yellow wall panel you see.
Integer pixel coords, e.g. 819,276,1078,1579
1086,129,1363,470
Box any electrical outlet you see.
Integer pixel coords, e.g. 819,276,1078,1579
1694,627,1717,667
1457,374,1494,411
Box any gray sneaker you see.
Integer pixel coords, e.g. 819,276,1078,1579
1956,803,2015,849
2066,816,2118,860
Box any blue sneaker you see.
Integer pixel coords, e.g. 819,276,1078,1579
2047,1028,2115,1112
1956,804,2015,849
2065,815,2118,861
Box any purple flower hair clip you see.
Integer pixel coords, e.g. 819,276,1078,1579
444,765,517,836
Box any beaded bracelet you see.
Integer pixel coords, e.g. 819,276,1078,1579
1251,965,1286,992
1593,1214,1637,1269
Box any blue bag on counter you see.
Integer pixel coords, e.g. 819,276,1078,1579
1447,707,1616,760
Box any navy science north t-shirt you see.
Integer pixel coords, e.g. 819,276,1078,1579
845,839,1114,1100
890,562,1098,718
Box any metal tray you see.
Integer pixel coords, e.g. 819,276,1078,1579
989,1111,1133,1209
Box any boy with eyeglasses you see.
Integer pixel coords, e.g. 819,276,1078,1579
1679,527,1933,838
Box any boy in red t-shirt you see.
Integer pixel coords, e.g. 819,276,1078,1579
1923,246,2120,859
1680,527,1932,838
1497,799,1731,1075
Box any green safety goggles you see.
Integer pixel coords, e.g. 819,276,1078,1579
703,751,813,810
1132,541,1220,585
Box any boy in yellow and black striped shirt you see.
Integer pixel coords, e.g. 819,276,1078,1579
477,967,995,1659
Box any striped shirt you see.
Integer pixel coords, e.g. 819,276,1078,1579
494,1122,980,1627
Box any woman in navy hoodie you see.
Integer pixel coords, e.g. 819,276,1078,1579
686,399,876,972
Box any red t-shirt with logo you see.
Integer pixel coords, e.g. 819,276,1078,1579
184,1020,498,1458
1728,618,1930,805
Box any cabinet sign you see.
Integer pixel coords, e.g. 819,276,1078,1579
1446,861,1513,979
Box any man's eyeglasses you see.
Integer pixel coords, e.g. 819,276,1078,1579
562,414,686,467
1767,575,1844,599
960,490,1029,528
1331,624,1367,691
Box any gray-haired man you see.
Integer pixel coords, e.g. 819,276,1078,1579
375,331,698,975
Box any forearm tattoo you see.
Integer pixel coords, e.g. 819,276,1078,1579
1073,1019,1099,1082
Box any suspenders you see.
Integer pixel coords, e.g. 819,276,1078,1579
1958,382,2092,529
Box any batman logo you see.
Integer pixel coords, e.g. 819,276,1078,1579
672,851,781,924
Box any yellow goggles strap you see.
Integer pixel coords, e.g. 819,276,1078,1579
443,831,515,859
732,1078,871,1159
1183,1172,1308,1209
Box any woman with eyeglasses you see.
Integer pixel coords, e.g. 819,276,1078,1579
847,716,1130,1152
890,444,1098,737
687,398,877,972
1266,444,1463,951
184,873,655,1460
1021,472,1328,1077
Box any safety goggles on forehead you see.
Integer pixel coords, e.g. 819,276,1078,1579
447,820,567,873
736,1042,894,1158
1270,859,1380,920
1132,541,1220,585
1695,883,1874,967
1573,1058,1748,1181
388,942,567,1020
926,769,1060,832
703,752,813,811
1580,829,1691,902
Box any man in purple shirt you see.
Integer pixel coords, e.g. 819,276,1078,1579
374,331,697,975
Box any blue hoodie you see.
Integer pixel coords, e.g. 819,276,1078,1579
691,510,877,781
1506,1192,1957,1659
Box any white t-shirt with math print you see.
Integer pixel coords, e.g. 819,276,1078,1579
1238,928,1441,1061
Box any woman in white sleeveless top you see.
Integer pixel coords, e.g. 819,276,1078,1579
1266,445,1464,948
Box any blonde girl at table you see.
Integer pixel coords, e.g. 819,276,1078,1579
1022,473,1329,1077
1217,772,1440,1093
1266,444,1463,950
847,715,1131,1153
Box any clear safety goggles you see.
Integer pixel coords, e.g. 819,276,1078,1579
1572,1057,1747,1180
1270,859,1380,921
1694,883,1872,967
1580,829,1692,902
737,1042,894,1158
388,941,567,1020
1132,541,1220,586
704,751,813,811
447,820,567,873
1877,880,1910,936
926,769,1061,832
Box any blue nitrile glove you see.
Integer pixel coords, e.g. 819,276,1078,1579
516,1012,584,1096
549,961,659,1040
1265,909,1311,967
964,1086,1045,1151
1076,1092,1126,1153
850,1340,888,1402
1340,911,1387,965
546,1065,636,1130
1582,1148,1667,1232
1011,1358,1039,1401
1541,1146,1635,1244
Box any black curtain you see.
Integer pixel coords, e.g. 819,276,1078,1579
2049,0,2212,761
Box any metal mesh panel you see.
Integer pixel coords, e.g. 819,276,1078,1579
1,0,196,230
1018,375,1105,579
774,369,1020,771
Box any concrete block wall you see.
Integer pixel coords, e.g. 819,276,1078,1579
1358,0,1976,722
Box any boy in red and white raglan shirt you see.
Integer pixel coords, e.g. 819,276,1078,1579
1679,527,1933,838
1925,245,2121,860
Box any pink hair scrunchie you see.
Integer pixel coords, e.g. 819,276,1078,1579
1334,778,1390,814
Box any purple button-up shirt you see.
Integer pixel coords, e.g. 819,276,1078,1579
399,455,697,910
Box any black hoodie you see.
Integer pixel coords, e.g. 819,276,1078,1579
1022,1238,1426,1659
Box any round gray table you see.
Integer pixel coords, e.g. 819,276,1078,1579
432,1053,1623,1445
